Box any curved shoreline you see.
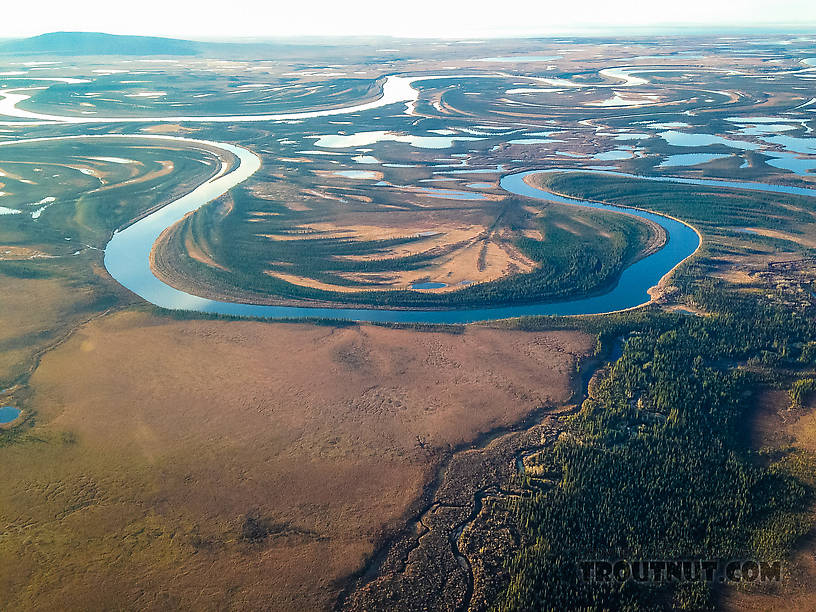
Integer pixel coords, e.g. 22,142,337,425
521,171,705,292
97,136,702,323
17,134,816,323
0,134,701,323
0,73,516,125
0,66,752,126
0,75,416,124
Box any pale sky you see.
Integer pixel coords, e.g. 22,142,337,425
3,0,816,40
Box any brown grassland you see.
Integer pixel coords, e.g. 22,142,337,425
0,273,101,383
719,391,816,611
0,310,591,611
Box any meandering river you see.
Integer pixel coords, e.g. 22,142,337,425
10,133,816,323
99,134,704,323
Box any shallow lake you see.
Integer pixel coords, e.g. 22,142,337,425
762,151,816,175
762,135,816,155
0,406,20,424
658,130,761,151
333,170,379,179
594,150,633,161
415,187,487,200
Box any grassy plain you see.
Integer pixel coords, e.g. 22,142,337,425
719,390,816,611
0,139,229,386
0,272,101,382
0,311,591,611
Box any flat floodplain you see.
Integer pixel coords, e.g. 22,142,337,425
0,311,590,610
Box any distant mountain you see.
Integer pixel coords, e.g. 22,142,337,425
0,31,200,56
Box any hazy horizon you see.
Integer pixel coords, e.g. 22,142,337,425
3,0,816,41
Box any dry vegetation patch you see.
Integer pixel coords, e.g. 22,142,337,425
720,390,816,611
0,311,591,611
0,275,99,383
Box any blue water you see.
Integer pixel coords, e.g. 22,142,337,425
333,170,379,179
736,124,795,136
556,151,586,158
762,135,816,155
594,150,633,161
762,152,816,176
659,153,732,167
105,166,711,323
104,165,816,323
411,282,448,289
658,131,762,151
416,187,487,200
0,406,20,424
103,145,816,324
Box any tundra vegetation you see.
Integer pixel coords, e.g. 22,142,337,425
1,32,815,612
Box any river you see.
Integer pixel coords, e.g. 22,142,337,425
13,134,816,323
98,135,705,323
